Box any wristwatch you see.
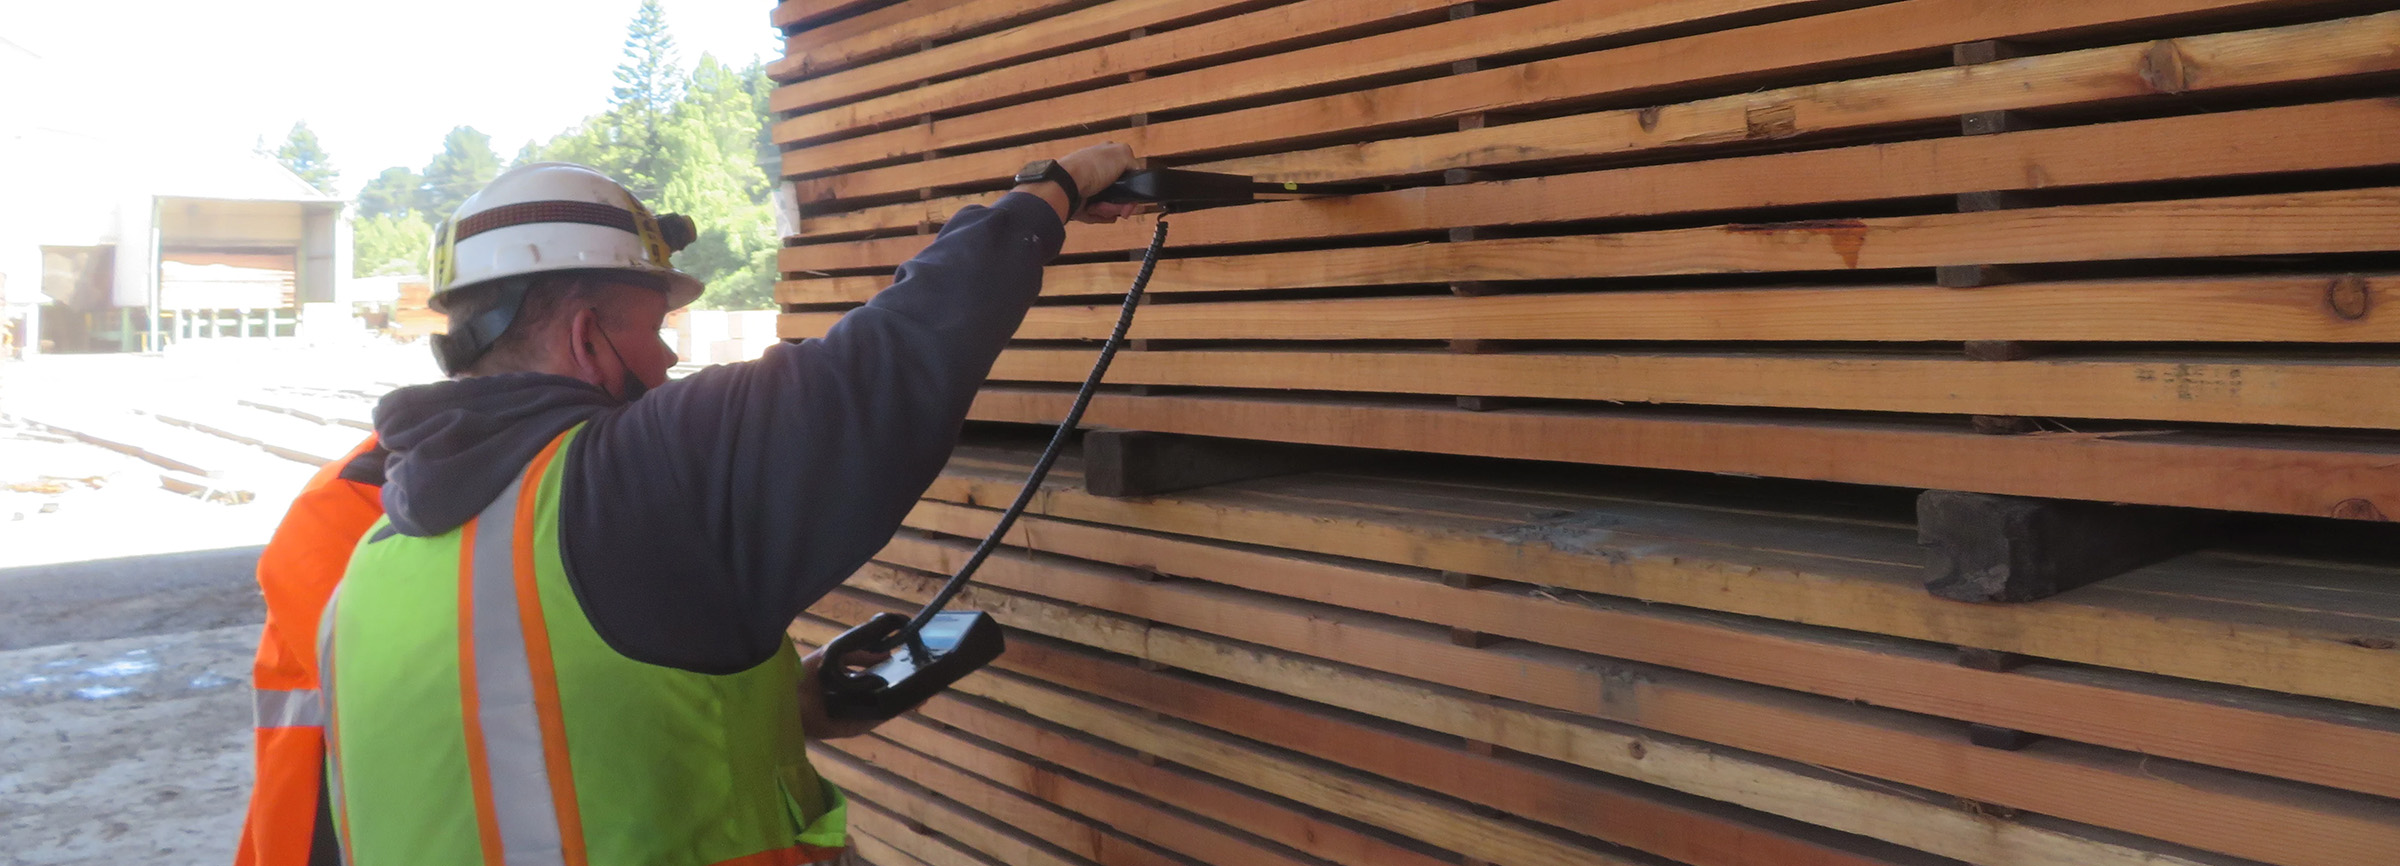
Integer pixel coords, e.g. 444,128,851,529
1012,159,1082,217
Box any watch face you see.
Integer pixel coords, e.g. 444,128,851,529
1016,159,1056,184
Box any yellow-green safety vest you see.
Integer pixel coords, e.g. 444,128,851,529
319,425,846,866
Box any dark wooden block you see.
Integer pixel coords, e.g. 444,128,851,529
1951,39,2026,66
1960,110,2032,136
1969,415,2040,435
1968,723,2041,750
1084,429,1350,498
1956,190,2040,213
1955,647,2031,672
1441,571,1495,589
1449,627,1497,648
1937,264,2023,288
1964,340,2046,362
1919,490,2213,603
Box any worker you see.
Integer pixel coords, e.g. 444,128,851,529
315,145,1139,865
233,434,387,866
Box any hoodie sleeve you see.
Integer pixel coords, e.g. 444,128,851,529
560,191,1066,673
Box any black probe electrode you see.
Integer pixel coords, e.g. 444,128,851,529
819,170,1368,722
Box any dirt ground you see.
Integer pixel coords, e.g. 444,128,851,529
0,342,436,864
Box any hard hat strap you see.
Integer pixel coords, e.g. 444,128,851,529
431,279,532,376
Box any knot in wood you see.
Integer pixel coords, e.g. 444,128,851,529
2327,275,2371,321
2331,498,2388,521
2138,40,2192,94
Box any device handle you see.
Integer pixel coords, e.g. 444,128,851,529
819,612,910,694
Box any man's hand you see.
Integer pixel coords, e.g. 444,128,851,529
1015,142,1143,224
797,641,893,740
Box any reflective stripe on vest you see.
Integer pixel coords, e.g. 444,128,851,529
323,427,846,866
457,464,585,866
317,581,355,866
253,688,325,729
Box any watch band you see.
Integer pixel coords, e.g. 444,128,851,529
1018,159,1082,217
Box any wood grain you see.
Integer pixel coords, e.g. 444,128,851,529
785,0,2374,192
835,637,1928,866
784,100,2400,271
778,0,1448,138
917,453,2400,711
774,0,1080,81
797,606,2266,866
772,0,890,32
876,701,1458,866
962,388,2400,520
826,557,2400,866
895,494,2400,798
773,0,1273,111
960,348,2400,430
776,0,1822,157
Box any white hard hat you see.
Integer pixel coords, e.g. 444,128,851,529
429,162,703,312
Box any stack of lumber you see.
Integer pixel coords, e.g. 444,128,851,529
766,1,2400,865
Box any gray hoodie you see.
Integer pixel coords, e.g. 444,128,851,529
367,192,1065,673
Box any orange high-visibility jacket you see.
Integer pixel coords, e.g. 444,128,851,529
234,435,385,866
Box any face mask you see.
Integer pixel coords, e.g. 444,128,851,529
591,311,651,403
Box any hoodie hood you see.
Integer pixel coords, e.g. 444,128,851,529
373,373,618,537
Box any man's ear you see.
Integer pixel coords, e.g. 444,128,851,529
564,306,608,387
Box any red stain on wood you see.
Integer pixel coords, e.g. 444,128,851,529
1726,219,1869,268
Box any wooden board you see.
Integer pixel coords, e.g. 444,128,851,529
797,606,2249,866
815,746,1119,866
831,553,2400,866
836,635,1941,866
777,4,2400,863
961,349,2400,430
775,0,1088,81
891,494,2400,798
786,0,2386,194
776,0,1829,156
962,388,2400,521
818,735,1198,866
789,274,2400,347
915,454,2400,711
845,720,1406,866
779,0,1451,138
786,101,2400,271
773,0,891,33
889,696,1461,866
773,0,1281,111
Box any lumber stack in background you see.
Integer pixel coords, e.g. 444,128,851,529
766,1,2400,865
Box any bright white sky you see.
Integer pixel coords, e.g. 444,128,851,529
8,0,782,197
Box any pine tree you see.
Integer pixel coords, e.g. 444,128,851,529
417,126,502,222
274,122,340,196
357,167,423,221
607,0,683,200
